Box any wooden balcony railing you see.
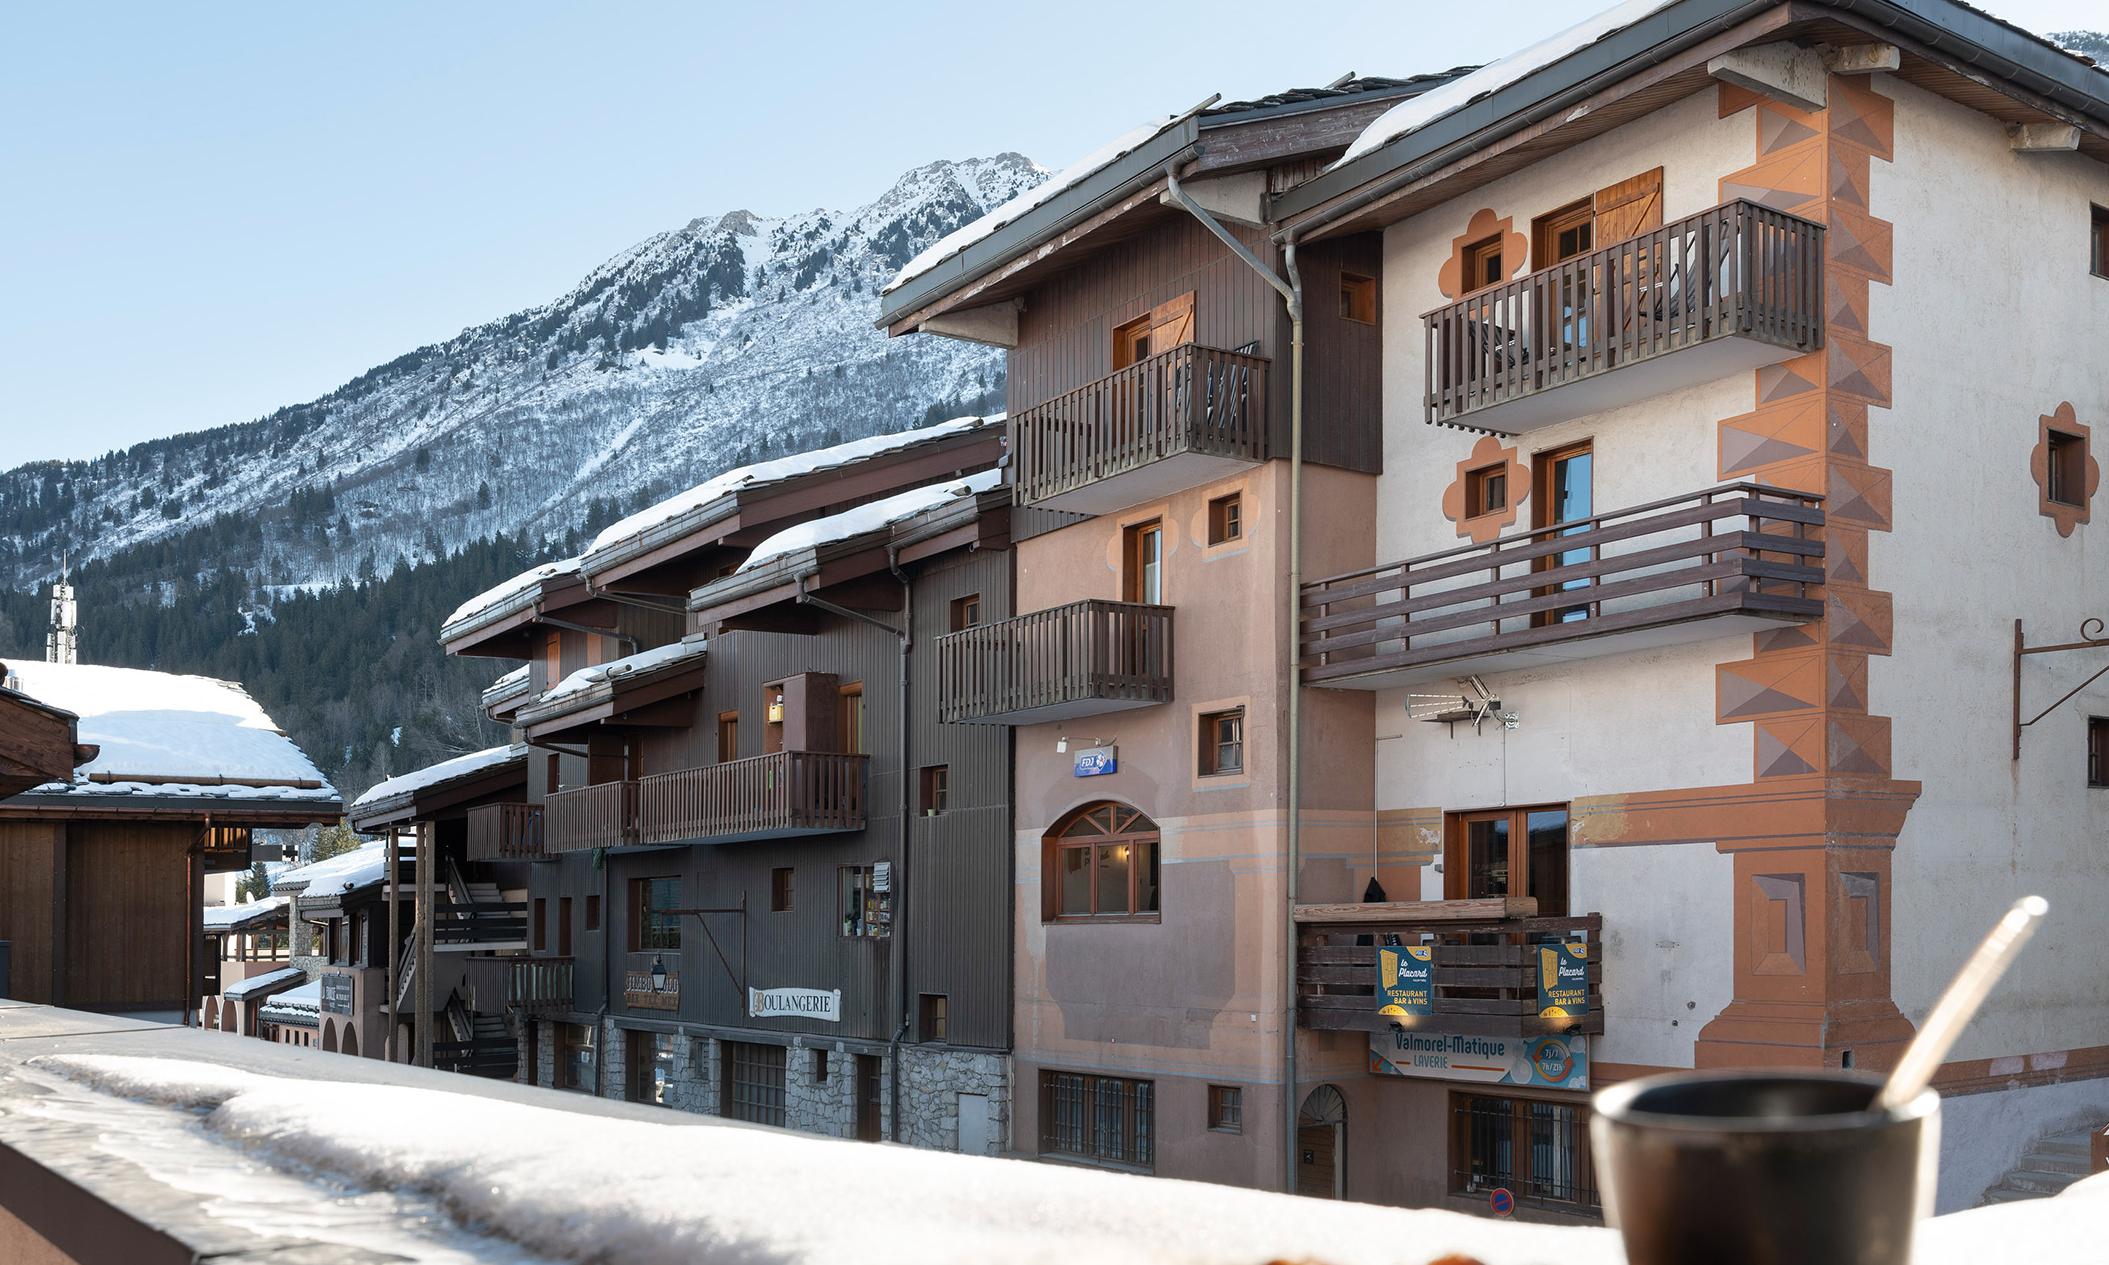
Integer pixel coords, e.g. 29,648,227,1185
545,781,638,853
637,750,869,845
1296,899,1604,1038
1301,483,1823,689
1426,199,1824,429
937,598,1174,725
465,954,574,1017
466,803,546,862
1012,343,1268,509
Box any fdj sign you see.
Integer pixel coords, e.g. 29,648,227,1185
1071,745,1117,778
1537,942,1590,1020
1376,946,1432,1019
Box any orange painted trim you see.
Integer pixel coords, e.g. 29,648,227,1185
1440,435,1530,543
2032,402,2099,537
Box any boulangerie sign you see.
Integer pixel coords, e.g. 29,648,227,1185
748,987,842,1022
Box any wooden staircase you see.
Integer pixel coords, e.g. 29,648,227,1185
432,991,518,1079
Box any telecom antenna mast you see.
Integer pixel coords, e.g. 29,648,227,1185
46,554,77,665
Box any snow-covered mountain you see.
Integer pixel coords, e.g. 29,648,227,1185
0,153,1043,589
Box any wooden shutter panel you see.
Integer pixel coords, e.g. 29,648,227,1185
1592,167,1663,244
1149,291,1196,350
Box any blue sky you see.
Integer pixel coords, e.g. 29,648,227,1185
1,1,2097,464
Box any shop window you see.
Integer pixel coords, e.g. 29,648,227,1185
556,1022,597,1092
1450,1092,1599,1212
920,764,949,814
918,993,949,1043
839,865,889,938
1198,708,1244,777
1040,1071,1154,1169
631,877,682,952
1208,1085,1244,1134
2049,429,2089,506
1044,802,1160,921
771,867,794,913
1339,272,1377,324
627,1030,673,1106
950,593,982,631
721,1040,787,1126
1207,492,1243,545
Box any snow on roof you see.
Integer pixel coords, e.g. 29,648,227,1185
443,555,582,635
586,415,1002,560
1,660,336,804
488,664,530,691
275,840,390,898
41,1054,1616,1265
258,981,321,1017
736,470,1002,576
220,967,305,1001
203,896,288,932
887,118,1176,294
539,640,706,706
1336,0,1679,167
348,743,525,813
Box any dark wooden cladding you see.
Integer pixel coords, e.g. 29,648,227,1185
637,751,869,845
468,954,573,1016
545,780,638,852
936,599,1173,725
1302,484,1825,686
1426,200,1824,428
465,803,545,862
1298,232,1384,475
1297,912,1605,1037
1011,344,1268,509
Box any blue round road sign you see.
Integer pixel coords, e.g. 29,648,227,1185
1489,1187,1515,1217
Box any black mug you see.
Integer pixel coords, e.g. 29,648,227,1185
1591,1070,1939,1265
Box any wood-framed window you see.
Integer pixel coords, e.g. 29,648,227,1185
1339,272,1377,324
556,1022,596,1092
770,867,793,913
1444,806,1570,917
949,593,982,631
1123,520,1164,604
1040,1070,1154,1169
1450,1090,1599,1212
920,764,949,814
1465,463,1509,519
584,894,601,932
839,865,886,938
721,1040,787,1126
2093,204,2109,280
545,752,562,796
1045,802,1161,921
627,1029,672,1106
2048,428,2089,506
1533,198,1596,266
631,877,681,952
1462,235,1506,294
716,710,740,763
917,992,949,1043
1113,292,1196,369
2090,717,2108,787
1208,1084,1244,1134
1199,707,1244,776
838,682,867,755
557,896,573,956
1207,492,1243,545
1532,440,1596,626
1113,312,1154,370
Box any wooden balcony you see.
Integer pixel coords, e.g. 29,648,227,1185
1296,899,1604,1038
1012,343,1268,513
636,750,869,846
1426,200,1823,433
936,598,1174,725
465,803,546,862
1301,484,1823,690
544,780,638,853
465,954,574,1017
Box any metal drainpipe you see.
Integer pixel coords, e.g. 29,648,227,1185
1162,169,1305,1191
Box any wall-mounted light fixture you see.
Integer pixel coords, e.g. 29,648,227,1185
1055,734,1068,754
649,956,669,993
767,693,785,724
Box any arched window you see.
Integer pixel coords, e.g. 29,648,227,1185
1044,802,1160,920
321,1023,338,1054
342,1024,360,1059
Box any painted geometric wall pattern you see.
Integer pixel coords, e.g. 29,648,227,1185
1718,654,1824,722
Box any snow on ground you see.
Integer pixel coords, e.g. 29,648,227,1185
37,1055,1605,1265
349,743,525,812
443,555,583,633
736,469,1002,574
275,840,389,896
1,659,336,801
586,414,1001,560
886,120,1172,292
539,640,706,705
1336,0,1680,167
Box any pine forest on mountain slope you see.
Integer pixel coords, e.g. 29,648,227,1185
0,154,1045,802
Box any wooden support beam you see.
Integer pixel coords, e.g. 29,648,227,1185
1708,42,1829,113
1824,43,1901,75
385,827,400,1063
917,299,1021,349
1293,896,1538,925
415,820,433,1068
49,822,67,1006
2009,122,2082,153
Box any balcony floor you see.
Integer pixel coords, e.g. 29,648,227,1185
961,692,1168,727
1440,333,1800,435
1030,449,1262,515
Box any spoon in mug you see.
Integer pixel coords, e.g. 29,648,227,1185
1876,895,2049,1113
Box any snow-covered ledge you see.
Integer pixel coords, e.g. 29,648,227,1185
0,1003,2101,1265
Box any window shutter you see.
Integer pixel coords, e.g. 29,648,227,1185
1149,291,1196,350
1592,167,1664,244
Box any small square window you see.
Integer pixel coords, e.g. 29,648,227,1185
2092,205,2109,280
1466,465,1508,517
950,594,982,631
2090,717,2107,788
1463,236,1505,292
771,867,794,913
2048,430,2088,507
920,765,949,814
1339,272,1377,324
917,993,949,1043
1207,1084,1243,1133
1199,707,1244,777
1207,492,1243,545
